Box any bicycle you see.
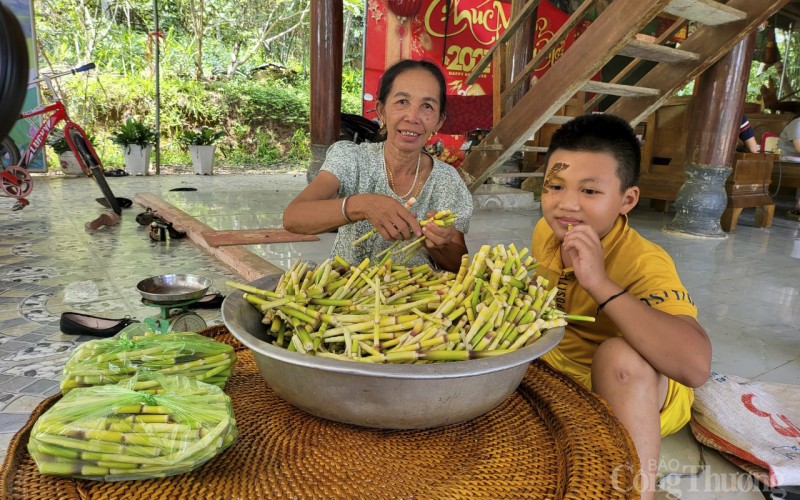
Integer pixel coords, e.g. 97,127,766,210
0,62,121,214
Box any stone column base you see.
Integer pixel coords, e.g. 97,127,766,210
664,165,730,239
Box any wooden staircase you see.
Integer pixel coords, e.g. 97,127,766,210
460,0,790,192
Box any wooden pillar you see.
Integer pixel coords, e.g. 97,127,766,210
308,0,343,182
503,0,535,113
664,32,755,238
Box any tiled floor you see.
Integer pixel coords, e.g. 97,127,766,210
0,171,798,498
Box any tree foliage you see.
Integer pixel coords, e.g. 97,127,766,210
35,0,363,79
32,0,366,168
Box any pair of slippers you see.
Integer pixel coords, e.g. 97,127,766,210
137,208,187,241
105,169,129,177
188,292,225,309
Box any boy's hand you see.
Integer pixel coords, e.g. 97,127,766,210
562,224,609,294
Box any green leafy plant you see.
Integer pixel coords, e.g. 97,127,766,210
179,126,224,147
48,133,98,155
111,118,155,147
47,134,71,155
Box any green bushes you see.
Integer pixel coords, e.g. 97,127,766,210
57,68,363,169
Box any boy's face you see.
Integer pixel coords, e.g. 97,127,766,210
541,149,639,241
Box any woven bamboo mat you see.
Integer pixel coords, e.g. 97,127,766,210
1,325,639,499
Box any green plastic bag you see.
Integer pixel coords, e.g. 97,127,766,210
29,374,238,481
60,327,236,394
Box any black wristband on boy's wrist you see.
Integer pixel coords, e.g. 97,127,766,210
596,290,626,315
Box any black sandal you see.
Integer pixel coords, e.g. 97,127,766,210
188,292,225,309
165,222,186,239
136,208,155,226
97,197,133,209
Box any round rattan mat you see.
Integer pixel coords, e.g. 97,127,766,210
1,325,639,499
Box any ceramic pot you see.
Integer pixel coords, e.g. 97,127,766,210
124,144,152,175
189,144,215,175
59,151,86,177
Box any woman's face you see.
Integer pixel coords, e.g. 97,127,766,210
376,68,445,153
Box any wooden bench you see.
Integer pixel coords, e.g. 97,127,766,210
771,156,800,191
720,152,777,232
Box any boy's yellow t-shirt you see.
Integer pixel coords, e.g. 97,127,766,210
531,215,698,436
530,214,697,367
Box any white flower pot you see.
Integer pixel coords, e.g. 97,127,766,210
59,151,86,177
123,144,153,175
189,145,215,175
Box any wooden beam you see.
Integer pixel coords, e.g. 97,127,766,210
606,0,792,126
500,0,597,102
583,17,687,112
466,0,541,86
493,43,506,125
462,0,672,191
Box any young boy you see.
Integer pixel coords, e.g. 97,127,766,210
532,113,712,499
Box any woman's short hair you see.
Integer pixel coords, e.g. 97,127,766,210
377,59,447,115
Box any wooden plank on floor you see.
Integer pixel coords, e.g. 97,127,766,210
134,193,285,281
203,229,319,247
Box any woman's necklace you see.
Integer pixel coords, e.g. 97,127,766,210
383,143,421,200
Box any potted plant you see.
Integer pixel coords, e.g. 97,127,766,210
111,118,155,175
179,127,223,175
48,133,85,177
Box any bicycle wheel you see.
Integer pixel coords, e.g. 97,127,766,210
0,4,29,141
66,125,121,215
0,165,32,198
0,137,20,167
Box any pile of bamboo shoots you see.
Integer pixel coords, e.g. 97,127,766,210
29,375,237,481
60,330,237,394
228,244,592,363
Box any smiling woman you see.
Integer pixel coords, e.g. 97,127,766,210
282,59,473,272
0,3,29,142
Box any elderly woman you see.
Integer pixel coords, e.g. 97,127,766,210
283,60,473,271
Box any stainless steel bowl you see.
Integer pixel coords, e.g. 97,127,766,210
136,274,212,303
223,275,564,430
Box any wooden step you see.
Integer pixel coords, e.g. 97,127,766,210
663,0,746,25
606,0,787,126
581,81,660,97
618,39,700,63
546,115,574,125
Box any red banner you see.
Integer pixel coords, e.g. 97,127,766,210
365,0,511,166
363,0,589,166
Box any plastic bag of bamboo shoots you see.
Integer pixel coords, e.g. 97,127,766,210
60,328,236,395
29,373,238,481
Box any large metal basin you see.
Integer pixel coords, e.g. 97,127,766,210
223,275,564,430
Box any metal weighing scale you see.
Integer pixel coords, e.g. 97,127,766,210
136,274,211,333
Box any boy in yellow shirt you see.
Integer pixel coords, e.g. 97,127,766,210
532,113,711,499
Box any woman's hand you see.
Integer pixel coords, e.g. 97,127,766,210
421,210,457,250
355,194,422,241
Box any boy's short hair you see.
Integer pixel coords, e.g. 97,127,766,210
546,113,641,190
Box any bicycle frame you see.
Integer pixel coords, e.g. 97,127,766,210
0,62,120,213
18,100,69,168
18,64,99,173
